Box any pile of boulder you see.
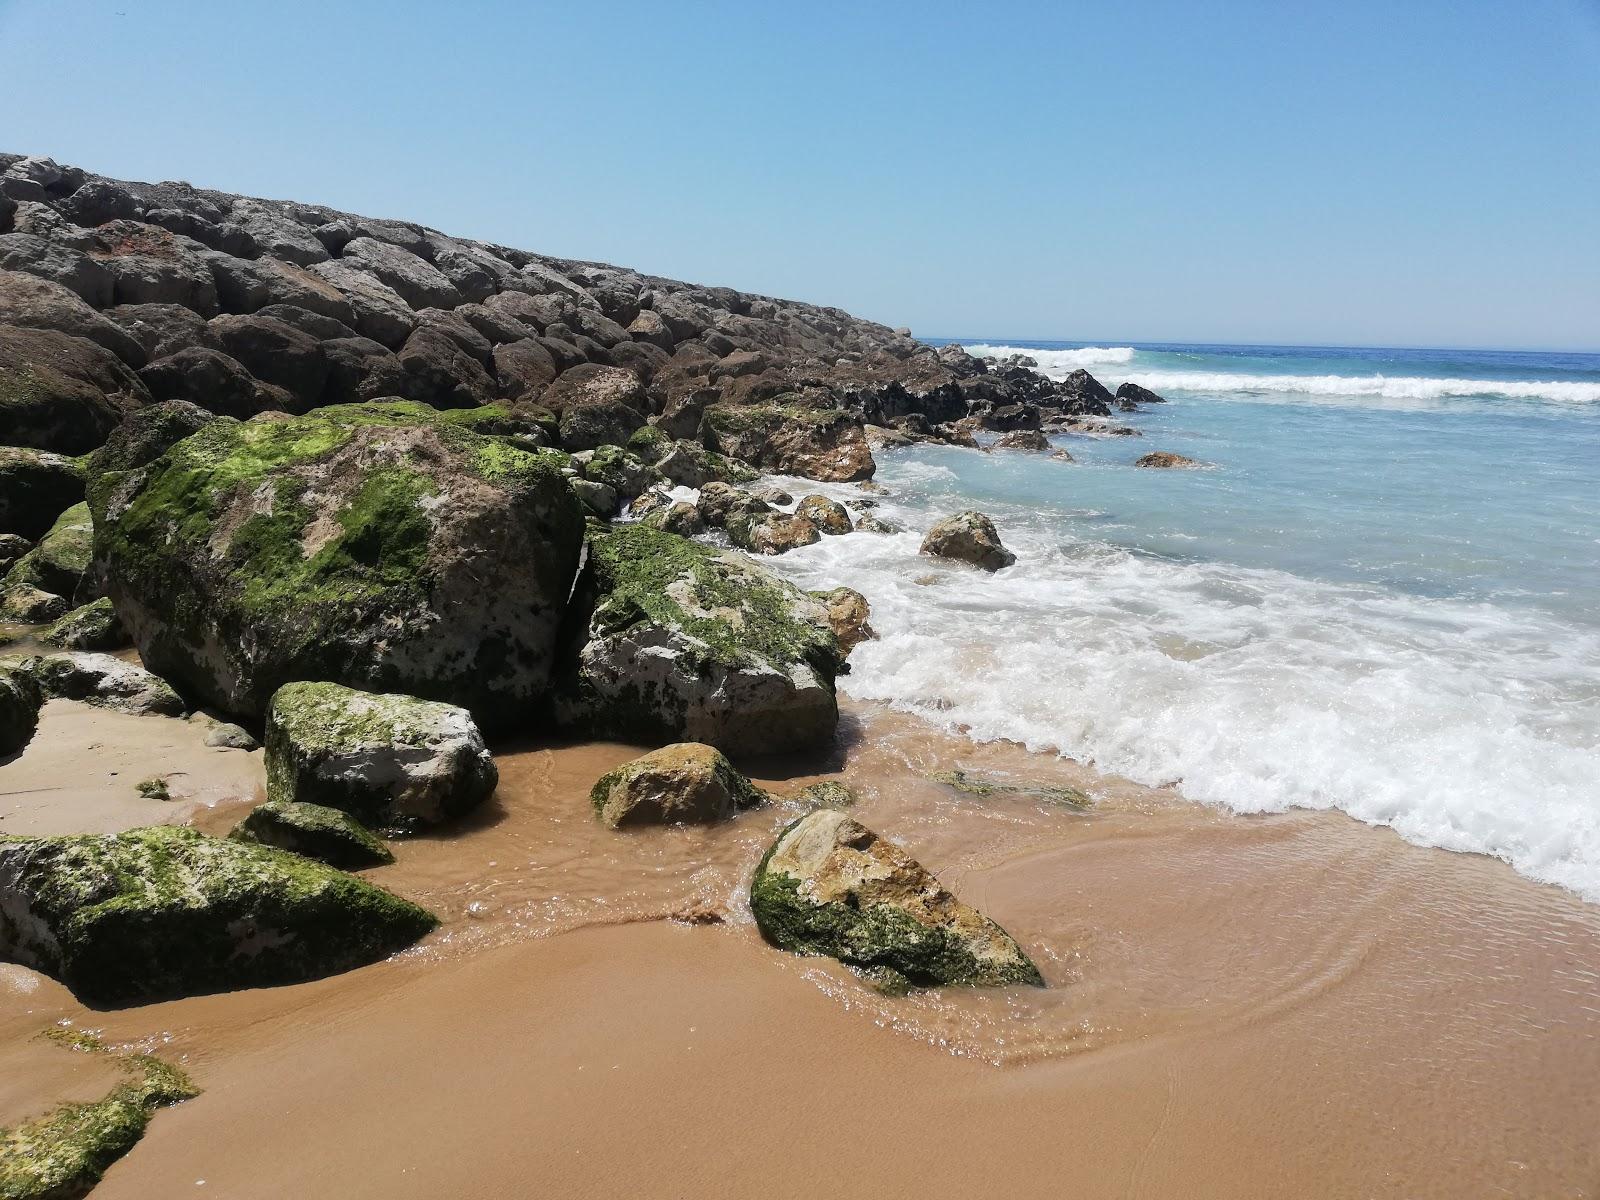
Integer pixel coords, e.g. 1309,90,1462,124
0,153,1057,1017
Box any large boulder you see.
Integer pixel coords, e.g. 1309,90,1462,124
1058,368,1116,413
264,682,498,833
338,237,461,311
556,524,844,754
1115,381,1167,406
0,231,116,306
588,742,766,829
0,447,83,540
700,401,875,482
546,366,648,450
0,664,42,755
138,346,286,418
0,326,150,455
92,402,585,725
5,652,185,715
1,501,93,609
0,271,146,366
229,800,394,869
919,511,1016,571
0,825,436,1006
750,810,1044,989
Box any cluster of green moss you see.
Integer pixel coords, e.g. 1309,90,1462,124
0,1029,198,1200
0,825,436,1006
749,843,1041,988
584,524,840,677
229,800,394,869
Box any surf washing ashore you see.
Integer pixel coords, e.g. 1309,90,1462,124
0,157,1597,1198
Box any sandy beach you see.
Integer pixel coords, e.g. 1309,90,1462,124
4,696,1597,1198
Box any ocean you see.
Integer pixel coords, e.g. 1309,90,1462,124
759,340,1600,901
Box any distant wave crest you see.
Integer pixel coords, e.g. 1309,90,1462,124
1123,370,1600,406
964,343,1136,369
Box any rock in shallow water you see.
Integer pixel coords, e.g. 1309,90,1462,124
749,810,1043,989
265,681,498,834
919,510,1016,572
1135,451,1199,469
0,825,436,1006
230,799,394,868
589,742,766,829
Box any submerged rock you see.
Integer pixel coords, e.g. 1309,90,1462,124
588,742,766,829
265,682,498,833
557,524,844,755
1135,450,1199,469
91,401,585,726
39,597,125,651
0,664,42,755
791,780,858,810
749,810,1043,988
0,825,436,1006
229,799,394,869
919,510,1016,571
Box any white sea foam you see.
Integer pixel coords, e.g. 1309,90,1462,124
760,470,1600,903
962,343,1136,370
1120,370,1600,406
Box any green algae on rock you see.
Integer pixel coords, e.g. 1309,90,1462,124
589,742,767,829
750,810,1044,989
39,598,125,651
83,398,230,480
230,799,394,869
930,768,1091,810
90,400,584,728
0,824,437,1006
0,1030,198,1200
0,501,94,612
265,681,497,833
556,524,844,755
790,780,859,810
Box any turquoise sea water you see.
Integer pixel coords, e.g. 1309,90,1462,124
759,341,1600,900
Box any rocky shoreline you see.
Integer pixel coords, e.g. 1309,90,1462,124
0,153,1179,1195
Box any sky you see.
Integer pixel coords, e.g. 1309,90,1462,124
2,0,1598,349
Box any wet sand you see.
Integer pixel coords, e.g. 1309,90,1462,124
2,698,1598,1197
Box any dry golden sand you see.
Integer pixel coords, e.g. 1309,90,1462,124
2,698,1597,1197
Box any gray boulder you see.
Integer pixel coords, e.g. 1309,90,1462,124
4,651,184,715
919,511,1016,571
0,325,150,454
0,270,146,366
265,682,497,833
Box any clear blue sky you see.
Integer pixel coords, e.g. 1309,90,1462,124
3,0,1598,349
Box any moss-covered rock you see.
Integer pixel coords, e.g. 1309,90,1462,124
726,510,821,556
3,652,184,716
39,597,125,651
579,444,656,503
791,780,858,810
0,664,42,756
589,742,766,829
0,447,84,541
0,1030,198,1200
84,398,230,481
0,583,68,624
556,524,844,755
229,800,394,868
651,439,757,488
750,810,1044,989
265,681,497,833
0,825,436,1006
1,501,93,606
91,401,585,727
